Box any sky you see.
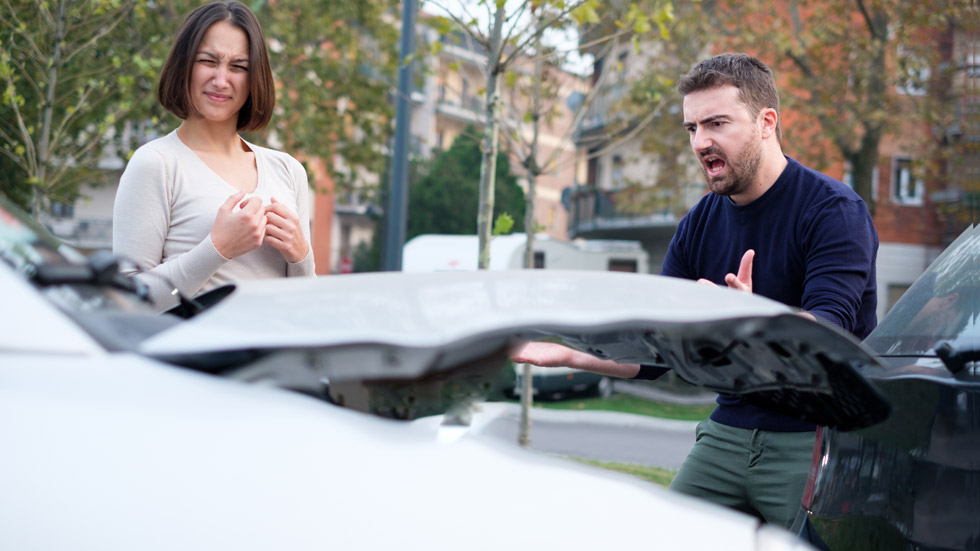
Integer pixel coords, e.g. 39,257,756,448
420,0,592,75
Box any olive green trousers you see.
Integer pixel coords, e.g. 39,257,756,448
669,418,816,528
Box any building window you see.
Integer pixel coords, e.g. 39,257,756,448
895,48,930,96
586,155,599,188
591,56,604,86
611,155,624,188
842,164,880,202
51,201,74,218
887,284,911,313
608,258,637,272
892,158,923,206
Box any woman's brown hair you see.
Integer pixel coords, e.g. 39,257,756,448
157,1,274,132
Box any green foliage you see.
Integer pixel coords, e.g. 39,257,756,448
704,0,959,214
492,212,514,235
352,230,382,273
613,0,707,217
0,0,171,213
0,0,399,215
571,458,677,487
571,0,601,26
533,393,715,421
407,128,525,240
253,1,399,195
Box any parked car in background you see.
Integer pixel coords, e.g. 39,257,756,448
798,224,979,551
512,364,614,400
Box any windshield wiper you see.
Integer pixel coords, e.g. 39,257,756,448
934,341,980,375
31,250,149,302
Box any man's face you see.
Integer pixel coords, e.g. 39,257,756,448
682,85,763,199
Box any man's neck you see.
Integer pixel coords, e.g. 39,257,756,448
729,148,788,205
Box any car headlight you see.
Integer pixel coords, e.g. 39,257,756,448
755,524,817,551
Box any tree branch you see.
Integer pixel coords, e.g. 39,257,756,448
425,0,490,48
2,73,38,175
853,0,882,42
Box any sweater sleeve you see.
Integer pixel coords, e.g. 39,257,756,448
112,145,229,310
799,196,878,332
285,156,315,277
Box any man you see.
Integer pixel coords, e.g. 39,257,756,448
513,53,878,528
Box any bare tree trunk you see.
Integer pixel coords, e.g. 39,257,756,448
517,10,547,449
33,0,66,219
476,3,506,270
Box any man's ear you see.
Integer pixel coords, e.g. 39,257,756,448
759,108,778,140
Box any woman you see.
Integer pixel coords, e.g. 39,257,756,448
113,1,314,311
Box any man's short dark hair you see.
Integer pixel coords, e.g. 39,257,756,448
678,53,782,142
157,1,274,132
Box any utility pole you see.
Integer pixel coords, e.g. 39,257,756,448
382,0,417,271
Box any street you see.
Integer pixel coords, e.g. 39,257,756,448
471,403,700,470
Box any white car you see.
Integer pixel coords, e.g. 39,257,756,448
1,195,887,550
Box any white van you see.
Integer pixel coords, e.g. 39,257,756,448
402,233,649,273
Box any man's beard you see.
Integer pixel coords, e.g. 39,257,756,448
700,137,762,198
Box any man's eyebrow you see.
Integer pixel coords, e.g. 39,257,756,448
682,114,731,128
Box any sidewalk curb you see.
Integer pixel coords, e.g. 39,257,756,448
472,402,700,433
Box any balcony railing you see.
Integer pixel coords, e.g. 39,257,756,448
436,92,485,123
566,186,679,237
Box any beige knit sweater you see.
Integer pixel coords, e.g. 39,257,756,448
113,130,315,310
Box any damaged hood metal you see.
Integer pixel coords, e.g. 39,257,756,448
140,270,890,430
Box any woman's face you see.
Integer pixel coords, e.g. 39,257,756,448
188,20,250,125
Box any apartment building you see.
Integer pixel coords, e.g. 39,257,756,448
566,17,976,321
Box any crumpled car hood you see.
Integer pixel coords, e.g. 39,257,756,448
140,270,890,430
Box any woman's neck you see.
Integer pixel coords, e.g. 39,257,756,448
176,118,244,155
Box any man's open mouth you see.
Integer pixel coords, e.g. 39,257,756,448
704,156,727,177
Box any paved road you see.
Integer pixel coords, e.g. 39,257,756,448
471,403,700,470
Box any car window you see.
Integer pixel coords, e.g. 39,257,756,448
865,225,979,357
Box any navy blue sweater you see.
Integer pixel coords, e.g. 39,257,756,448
659,156,878,431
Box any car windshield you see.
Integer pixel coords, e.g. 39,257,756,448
0,195,155,317
865,225,980,357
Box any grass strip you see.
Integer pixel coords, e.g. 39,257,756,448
571,458,678,487
530,393,715,421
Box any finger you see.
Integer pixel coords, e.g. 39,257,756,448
239,196,264,214
264,211,284,226
264,223,286,241
737,249,754,288
264,212,296,233
264,201,297,219
221,191,246,213
263,234,285,250
724,273,746,290
697,278,717,287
